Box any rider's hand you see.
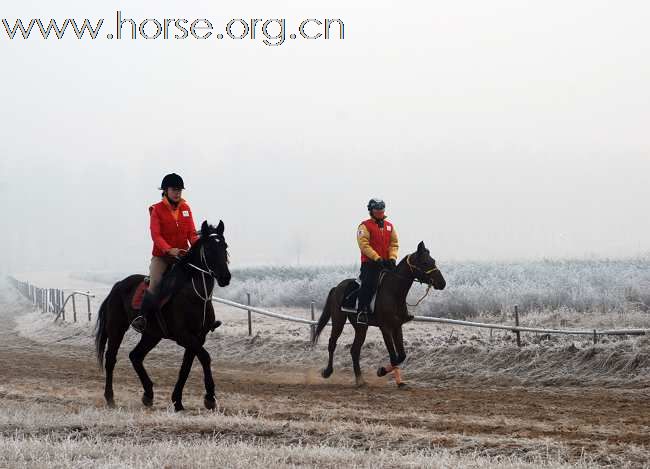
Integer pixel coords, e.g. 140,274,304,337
167,248,182,258
385,259,397,270
374,258,384,268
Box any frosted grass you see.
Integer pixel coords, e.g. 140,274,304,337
74,257,650,319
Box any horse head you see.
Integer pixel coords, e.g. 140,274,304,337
194,220,231,287
405,241,445,290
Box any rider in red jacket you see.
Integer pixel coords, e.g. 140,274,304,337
131,173,199,332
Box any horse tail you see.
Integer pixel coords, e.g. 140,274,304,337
94,293,111,369
312,287,336,345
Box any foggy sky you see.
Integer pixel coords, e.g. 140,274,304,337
1,0,649,274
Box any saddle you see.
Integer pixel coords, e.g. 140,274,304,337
340,280,378,315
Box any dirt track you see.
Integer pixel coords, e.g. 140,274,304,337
1,283,650,468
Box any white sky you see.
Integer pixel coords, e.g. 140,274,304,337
1,0,648,273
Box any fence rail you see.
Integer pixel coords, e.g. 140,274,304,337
212,295,647,345
7,275,647,345
8,276,94,322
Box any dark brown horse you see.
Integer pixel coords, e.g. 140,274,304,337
312,241,445,387
94,221,231,411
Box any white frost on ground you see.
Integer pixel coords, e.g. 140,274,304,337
8,271,650,388
2,275,649,468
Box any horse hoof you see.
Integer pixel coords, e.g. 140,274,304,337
397,382,408,389
204,396,217,410
321,368,333,379
142,393,154,407
106,398,116,409
211,320,222,331
377,366,388,377
355,378,367,388
174,402,185,412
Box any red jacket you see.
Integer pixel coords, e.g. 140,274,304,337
149,198,199,257
357,218,399,263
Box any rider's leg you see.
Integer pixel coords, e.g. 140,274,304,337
357,263,370,312
131,256,167,332
357,261,381,314
356,262,380,324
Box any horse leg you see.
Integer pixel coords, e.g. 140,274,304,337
128,333,161,407
171,348,195,411
392,326,408,387
394,326,407,365
104,326,127,408
350,324,368,387
321,310,345,379
195,345,217,410
377,327,405,387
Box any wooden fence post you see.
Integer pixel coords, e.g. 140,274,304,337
247,293,252,336
514,304,521,347
310,301,316,343
60,290,65,321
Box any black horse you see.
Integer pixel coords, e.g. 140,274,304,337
312,241,445,387
95,220,231,411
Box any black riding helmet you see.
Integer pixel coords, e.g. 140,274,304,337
367,198,385,212
159,173,185,190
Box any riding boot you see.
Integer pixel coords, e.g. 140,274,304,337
131,290,158,333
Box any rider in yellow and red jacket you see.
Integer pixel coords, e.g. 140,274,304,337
356,198,399,322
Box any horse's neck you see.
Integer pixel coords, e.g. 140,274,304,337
382,264,414,303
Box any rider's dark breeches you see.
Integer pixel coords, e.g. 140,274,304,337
358,261,381,311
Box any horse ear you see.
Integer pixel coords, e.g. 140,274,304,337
417,241,426,253
216,220,224,236
201,220,209,237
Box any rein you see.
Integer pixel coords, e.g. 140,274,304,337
185,233,221,277
407,284,431,307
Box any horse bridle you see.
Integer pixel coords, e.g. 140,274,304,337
185,233,223,278
404,254,439,307
184,233,226,328
406,254,439,281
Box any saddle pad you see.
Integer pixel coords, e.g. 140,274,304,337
130,278,170,311
131,280,148,310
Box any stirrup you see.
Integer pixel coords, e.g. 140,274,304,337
356,311,368,325
131,315,146,333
